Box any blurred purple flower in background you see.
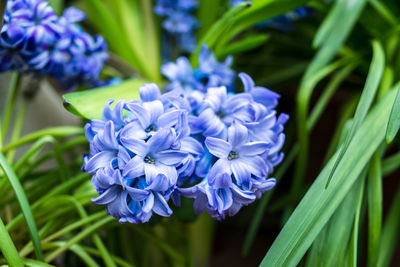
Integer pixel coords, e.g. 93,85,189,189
154,0,198,54
0,0,108,90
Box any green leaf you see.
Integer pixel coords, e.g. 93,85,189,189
367,151,383,267
0,152,43,261
63,79,145,120
0,217,24,267
190,2,251,65
305,171,366,267
216,34,269,58
215,0,307,49
385,83,400,143
376,183,400,267
260,87,397,267
22,259,55,267
326,40,385,188
197,0,223,38
347,176,365,267
303,0,367,81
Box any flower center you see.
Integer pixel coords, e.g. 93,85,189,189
144,155,155,164
145,124,157,133
228,151,239,160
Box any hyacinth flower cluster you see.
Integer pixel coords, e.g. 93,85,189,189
154,0,198,53
0,0,108,89
83,47,288,223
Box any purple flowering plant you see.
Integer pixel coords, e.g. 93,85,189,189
3,0,397,266
81,45,288,222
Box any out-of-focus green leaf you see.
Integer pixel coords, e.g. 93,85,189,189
63,79,145,120
197,0,223,38
260,87,397,267
216,0,307,48
190,2,251,65
376,184,400,267
216,34,269,58
0,217,23,267
385,83,400,143
326,40,385,188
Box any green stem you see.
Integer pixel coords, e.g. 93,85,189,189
1,72,21,142
6,99,28,164
0,216,24,267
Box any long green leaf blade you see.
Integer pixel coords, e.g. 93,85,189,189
0,152,43,261
376,183,400,267
385,84,400,143
0,217,24,267
260,87,397,267
367,151,383,267
326,40,385,188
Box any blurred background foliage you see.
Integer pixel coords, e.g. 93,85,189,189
1,0,400,266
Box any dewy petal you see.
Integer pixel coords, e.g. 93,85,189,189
153,192,173,217
205,137,231,158
237,141,269,156
139,83,161,102
156,150,188,165
228,121,248,148
122,156,145,178
119,136,147,156
92,186,119,204
231,160,251,188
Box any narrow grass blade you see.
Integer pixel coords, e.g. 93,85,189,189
0,152,43,261
367,151,383,267
44,216,114,263
0,217,24,267
347,176,365,267
1,126,84,153
326,40,385,188
260,87,397,267
376,183,400,267
385,83,400,143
